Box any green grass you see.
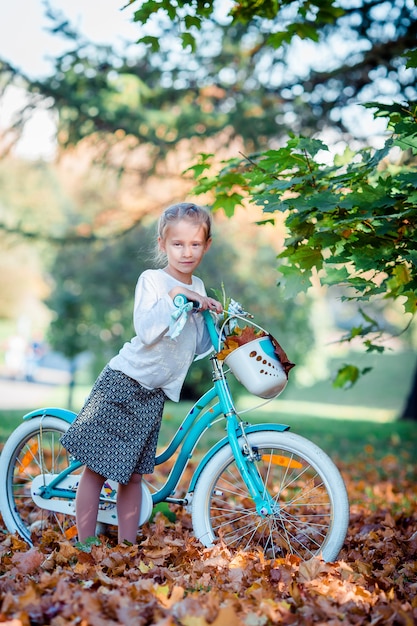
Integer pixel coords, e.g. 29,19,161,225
2,401,415,473
1,350,416,468
0,384,91,445
160,400,417,467
284,350,416,411
0,410,26,444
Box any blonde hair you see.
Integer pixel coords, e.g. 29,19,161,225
155,202,212,265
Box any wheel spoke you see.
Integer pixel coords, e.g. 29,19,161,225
1,419,81,544
192,432,348,561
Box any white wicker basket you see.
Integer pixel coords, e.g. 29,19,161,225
225,336,288,399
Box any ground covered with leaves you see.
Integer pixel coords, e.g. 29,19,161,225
1,452,416,626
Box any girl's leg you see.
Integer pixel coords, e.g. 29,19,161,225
76,466,106,541
117,472,143,544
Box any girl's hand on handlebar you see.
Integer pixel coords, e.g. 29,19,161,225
170,287,223,313
197,295,223,313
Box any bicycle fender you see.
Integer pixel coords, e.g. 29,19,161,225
23,407,77,424
189,423,290,492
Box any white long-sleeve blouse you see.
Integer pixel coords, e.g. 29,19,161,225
108,269,212,401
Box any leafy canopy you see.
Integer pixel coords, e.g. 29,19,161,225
128,0,417,388
129,0,344,51
186,101,417,371
128,0,417,136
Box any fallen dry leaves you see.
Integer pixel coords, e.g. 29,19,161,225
1,451,416,625
216,325,267,361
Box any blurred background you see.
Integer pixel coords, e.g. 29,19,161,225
0,0,415,424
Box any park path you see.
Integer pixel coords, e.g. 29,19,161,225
0,378,57,409
0,368,398,420
0,367,69,410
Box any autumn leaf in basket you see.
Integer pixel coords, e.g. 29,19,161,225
269,334,296,376
217,325,267,361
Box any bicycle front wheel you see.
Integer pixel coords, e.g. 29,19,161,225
0,416,79,545
191,430,349,562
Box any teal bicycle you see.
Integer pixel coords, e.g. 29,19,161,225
0,298,349,561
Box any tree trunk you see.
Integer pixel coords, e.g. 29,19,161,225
400,362,417,421
67,359,76,411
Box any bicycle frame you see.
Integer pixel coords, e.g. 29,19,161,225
24,306,289,519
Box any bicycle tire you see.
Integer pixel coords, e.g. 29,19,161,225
0,416,79,545
191,430,349,562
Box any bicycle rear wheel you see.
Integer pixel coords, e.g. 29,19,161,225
191,430,349,562
0,416,79,545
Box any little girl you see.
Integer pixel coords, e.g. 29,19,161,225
61,202,222,544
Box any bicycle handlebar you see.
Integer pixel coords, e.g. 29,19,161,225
173,293,251,351
173,294,201,310
173,293,219,347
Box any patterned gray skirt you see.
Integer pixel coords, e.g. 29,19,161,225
60,365,166,484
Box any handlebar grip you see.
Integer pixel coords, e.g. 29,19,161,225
173,294,201,309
